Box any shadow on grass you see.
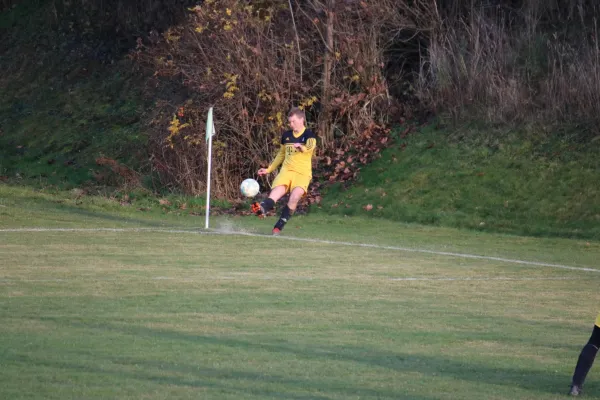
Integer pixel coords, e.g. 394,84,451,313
6,352,439,400
29,316,586,398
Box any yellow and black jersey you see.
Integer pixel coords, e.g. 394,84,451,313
266,128,317,176
596,312,600,327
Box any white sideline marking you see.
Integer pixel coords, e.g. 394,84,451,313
0,227,213,234
1,227,598,274
389,277,580,281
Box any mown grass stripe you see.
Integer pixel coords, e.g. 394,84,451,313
1,227,598,274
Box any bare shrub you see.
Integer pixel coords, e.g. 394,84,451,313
415,2,600,133
134,0,404,196
541,31,600,131
95,156,141,188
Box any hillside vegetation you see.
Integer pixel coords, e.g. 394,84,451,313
0,0,154,188
0,0,599,239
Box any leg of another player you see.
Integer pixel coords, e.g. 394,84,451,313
273,186,304,235
253,185,287,216
570,324,600,396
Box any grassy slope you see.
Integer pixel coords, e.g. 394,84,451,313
0,1,147,187
318,124,600,239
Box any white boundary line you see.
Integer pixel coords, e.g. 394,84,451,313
0,276,584,284
0,227,211,234
1,227,598,274
389,277,581,281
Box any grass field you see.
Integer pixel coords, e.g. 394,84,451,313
1,184,600,399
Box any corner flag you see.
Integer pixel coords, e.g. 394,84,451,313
205,107,216,229
205,107,215,142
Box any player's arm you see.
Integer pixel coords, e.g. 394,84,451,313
266,145,285,173
294,137,317,153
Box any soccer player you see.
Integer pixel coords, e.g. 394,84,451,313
569,313,600,396
251,107,316,235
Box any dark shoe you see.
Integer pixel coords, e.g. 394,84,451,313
273,217,287,232
569,385,582,396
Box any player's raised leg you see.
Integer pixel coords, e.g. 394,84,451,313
252,185,287,217
272,186,305,235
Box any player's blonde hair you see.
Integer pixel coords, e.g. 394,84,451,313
287,107,305,121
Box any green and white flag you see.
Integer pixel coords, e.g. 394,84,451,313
205,107,215,229
205,107,215,142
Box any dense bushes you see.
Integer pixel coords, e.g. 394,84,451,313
416,0,600,133
135,0,403,196
3,0,598,197
135,0,600,196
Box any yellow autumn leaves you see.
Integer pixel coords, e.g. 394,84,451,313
223,73,239,99
166,114,190,149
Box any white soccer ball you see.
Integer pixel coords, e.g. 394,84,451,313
240,178,260,198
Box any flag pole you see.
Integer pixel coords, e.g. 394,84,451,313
205,107,214,229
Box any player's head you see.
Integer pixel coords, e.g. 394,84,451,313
288,107,305,133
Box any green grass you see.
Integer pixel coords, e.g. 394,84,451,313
0,1,148,187
318,124,600,240
0,60,147,187
0,184,233,229
1,184,600,399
